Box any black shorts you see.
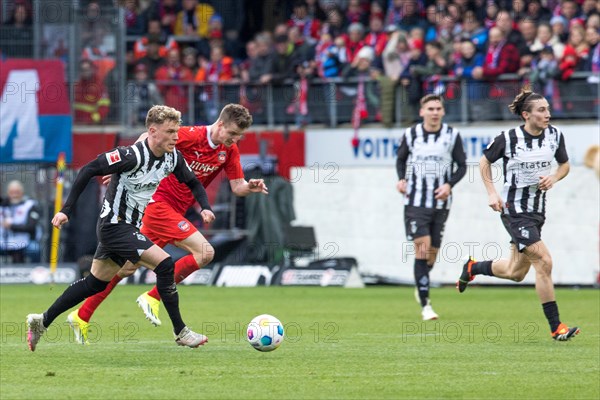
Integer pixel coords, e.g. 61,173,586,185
501,212,545,252
94,222,155,267
404,206,450,248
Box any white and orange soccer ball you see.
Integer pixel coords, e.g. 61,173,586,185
247,314,284,352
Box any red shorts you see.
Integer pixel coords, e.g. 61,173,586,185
140,201,198,248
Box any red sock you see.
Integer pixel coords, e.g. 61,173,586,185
78,275,123,322
147,254,199,301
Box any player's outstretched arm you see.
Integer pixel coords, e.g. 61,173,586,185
57,147,137,226
56,159,106,224
230,178,269,196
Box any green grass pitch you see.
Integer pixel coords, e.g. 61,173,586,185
1,285,598,399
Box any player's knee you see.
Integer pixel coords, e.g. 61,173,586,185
507,262,528,282
536,256,553,276
414,244,430,259
193,244,215,267
510,272,527,282
117,265,137,278
154,257,175,276
539,255,553,270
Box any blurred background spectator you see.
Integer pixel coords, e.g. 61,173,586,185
380,28,411,126
129,63,163,126
155,48,194,120
0,180,41,264
1,0,33,58
174,0,215,38
73,59,111,124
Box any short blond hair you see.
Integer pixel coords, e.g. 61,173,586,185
145,105,182,128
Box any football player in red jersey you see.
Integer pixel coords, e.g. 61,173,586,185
67,104,269,344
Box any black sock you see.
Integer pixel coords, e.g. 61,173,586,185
414,259,429,307
154,257,185,335
471,261,494,276
427,263,434,271
43,274,108,327
542,301,561,332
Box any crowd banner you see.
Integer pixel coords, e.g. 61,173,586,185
0,59,72,163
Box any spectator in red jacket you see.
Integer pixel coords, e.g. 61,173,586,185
363,15,387,57
344,22,366,63
472,27,520,80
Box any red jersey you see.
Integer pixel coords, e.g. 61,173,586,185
151,125,244,214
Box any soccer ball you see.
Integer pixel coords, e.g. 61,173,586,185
247,314,284,352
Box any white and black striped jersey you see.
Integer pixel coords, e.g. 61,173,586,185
396,123,467,209
61,140,211,229
483,124,568,215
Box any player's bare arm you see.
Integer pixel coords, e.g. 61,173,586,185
230,178,269,196
480,156,503,212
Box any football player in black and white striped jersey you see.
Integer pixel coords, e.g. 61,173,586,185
26,105,216,351
396,94,467,320
457,87,580,341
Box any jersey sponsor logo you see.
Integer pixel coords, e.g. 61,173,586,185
106,150,121,165
413,155,445,162
188,160,219,174
133,181,159,191
218,151,226,163
193,151,201,158
178,220,190,232
519,161,552,169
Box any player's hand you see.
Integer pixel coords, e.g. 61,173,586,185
434,183,451,200
200,210,215,224
396,179,407,194
101,174,112,185
52,212,69,229
248,179,269,194
488,193,504,212
538,175,557,191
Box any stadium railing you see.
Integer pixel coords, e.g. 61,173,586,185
123,73,599,132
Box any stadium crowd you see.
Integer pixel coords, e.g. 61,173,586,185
1,0,599,126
